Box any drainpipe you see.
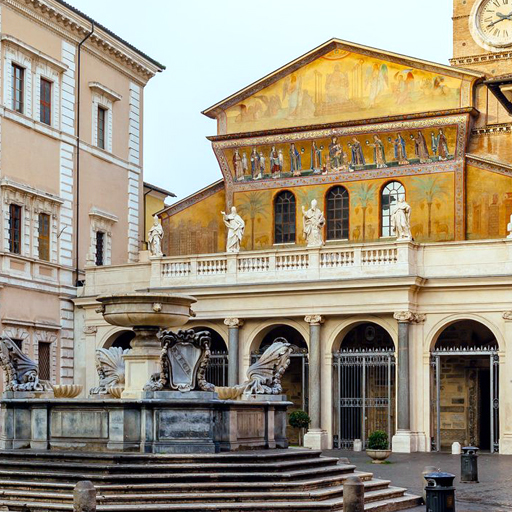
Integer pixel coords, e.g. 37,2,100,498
75,22,95,287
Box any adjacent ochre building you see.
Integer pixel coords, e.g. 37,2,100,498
78,0,512,454
0,0,163,389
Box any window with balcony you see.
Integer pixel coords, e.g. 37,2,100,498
326,186,349,241
38,212,50,261
12,64,24,113
381,181,406,237
9,204,22,254
39,78,52,125
274,191,296,244
97,106,107,149
95,231,105,266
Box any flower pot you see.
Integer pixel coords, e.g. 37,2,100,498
366,449,392,463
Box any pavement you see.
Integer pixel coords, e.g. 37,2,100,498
325,449,512,512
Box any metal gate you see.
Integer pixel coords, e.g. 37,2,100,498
251,347,309,412
431,348,499,453
206,352,228,387
333,350,396,449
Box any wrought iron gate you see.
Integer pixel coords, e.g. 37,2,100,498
251,348,309,412
332,350,396,449
430,348,499,453
206,352,228,387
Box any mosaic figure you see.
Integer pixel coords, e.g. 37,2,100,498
269,146,280,176
290,143,301,176
370,134,388,169
350,137,365,167
233,149,244,181
413,131,431,163
311,141,322,174
393,133,409,165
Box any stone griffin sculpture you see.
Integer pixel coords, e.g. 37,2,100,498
0,334,52,392
216,338,292,400
89,347,129,397
144,329,214,393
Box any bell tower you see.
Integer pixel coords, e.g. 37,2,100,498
451,0,512,76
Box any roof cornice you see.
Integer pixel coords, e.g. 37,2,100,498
5,0,164,83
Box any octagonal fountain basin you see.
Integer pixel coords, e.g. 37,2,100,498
96,293,196,329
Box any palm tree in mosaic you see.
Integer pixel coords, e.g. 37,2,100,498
237,192,268,250
353,183,375,241
411,176,448,238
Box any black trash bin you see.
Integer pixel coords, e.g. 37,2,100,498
461,446,479,483
425,472,456,512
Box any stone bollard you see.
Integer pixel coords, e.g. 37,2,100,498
74,481,96,512
353,439,363,452
422,465,439,503
451,442,461,455
344,475,364,512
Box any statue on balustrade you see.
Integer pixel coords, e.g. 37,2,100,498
148,215,164,257
222,206,245,253
302,199,325,247
0,334,52,392
391,197,412,241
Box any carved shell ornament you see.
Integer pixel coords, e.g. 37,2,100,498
89,346,129,396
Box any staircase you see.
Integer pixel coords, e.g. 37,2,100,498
0,449,421,511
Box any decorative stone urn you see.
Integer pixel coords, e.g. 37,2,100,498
366,449,392,464
96,293,196,398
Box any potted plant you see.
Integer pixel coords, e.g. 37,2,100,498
289,410,311,446
366,430,391,463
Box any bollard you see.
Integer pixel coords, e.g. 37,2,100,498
74,480,96,512
451,442,461,455
460,446,478,483
422,465,439,503
353,439,363,452
425,472,456,512
343,475,364,512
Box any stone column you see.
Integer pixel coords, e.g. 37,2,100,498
224,318,244,386
303,315,328,450
392,311,424,453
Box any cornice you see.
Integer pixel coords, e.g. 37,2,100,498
466,153,512,176
5,0,162,83
89,82,122,102
450,50,512,67
472,123,512,135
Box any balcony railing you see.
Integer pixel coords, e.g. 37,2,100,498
149,241,417,288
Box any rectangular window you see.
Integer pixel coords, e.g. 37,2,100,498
40,78,52,125
95,231,105,266
12,64,24,113
97,106,106,149
9,204,22,254
38,342,51,381
38,213,50,261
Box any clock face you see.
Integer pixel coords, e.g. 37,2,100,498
477,0,512,48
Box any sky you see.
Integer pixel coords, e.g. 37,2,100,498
69,0,453,202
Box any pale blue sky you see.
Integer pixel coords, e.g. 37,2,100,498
69,0,453,201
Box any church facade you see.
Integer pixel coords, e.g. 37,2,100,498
77,0,512,454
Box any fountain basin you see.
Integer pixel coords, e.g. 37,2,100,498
96,292,195,328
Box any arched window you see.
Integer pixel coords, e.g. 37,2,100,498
274,191,296,244
326,186,349,240
381,181,405,237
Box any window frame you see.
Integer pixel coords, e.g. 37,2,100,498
37,212,51,261
326,186,350,241
274,191,296,245
11,63,24,113
38,341,51,381
97,105,107,149
95,231,105,266
9,203,22,254
39,77,52,126
380,181,406,238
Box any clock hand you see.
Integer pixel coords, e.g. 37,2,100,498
487,16,508,28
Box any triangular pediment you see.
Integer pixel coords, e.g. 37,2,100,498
204,39,482,135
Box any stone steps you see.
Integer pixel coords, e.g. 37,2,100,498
0,449,422,512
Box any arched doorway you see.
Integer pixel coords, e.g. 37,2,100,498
431,320,499,452
104,330,135,350
252,325,308,445
332,322,396,449
192,327,228,387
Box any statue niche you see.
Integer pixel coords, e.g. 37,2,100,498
0,334,53,392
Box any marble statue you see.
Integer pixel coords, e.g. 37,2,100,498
222,206,245,253
215,338,292,399
391,197,412,241
302,199,325,247
148,215,164,257
144,329,214,393
0,334,52,392
90,346,129,396
507,215,512,239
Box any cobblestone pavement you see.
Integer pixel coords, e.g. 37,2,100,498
325,449,512,511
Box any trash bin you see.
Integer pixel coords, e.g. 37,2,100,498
460,446,479,483
425,472,456,512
